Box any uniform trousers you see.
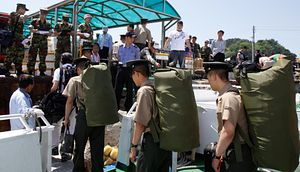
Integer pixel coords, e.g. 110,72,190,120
137,133,172,172
99,46,109,59
73,110,105,172
115,67,134,111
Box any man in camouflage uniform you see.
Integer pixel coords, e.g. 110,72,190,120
4,3,28,76
54,13,74,69
77,14,93,57
27,8,52,76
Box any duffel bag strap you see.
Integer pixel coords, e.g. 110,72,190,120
233,128,243,162
233,124,254,162
149,117,161,143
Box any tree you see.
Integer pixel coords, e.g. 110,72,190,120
224,38,296,60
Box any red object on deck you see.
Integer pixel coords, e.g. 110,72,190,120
0,12,9,25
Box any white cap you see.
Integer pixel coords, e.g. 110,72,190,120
84,14,92,20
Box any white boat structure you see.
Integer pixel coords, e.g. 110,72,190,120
0,110,54,172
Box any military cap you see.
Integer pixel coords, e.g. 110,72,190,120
127,59,150,70
74,57,90,66
62,13,70,18
84,14,92,20
40,8,48,15
141,18,148,23
203,62,231,73
125,32,136,38
17,3,29,11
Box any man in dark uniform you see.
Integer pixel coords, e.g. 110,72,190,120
129,59,171,172
54,13,74,69
4,3,28,76
78,14,93,57
115,32,140,111
191,36,201,59
203,62,256,172
63,57,105,172
200,40,212,62
27,8,52,76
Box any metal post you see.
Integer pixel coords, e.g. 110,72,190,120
252,25,255,62
72,1,79,59
172,152,177,172
161,21,165,48
54,8,58,24
161,0,166,48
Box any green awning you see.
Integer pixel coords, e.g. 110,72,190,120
24,0,181,36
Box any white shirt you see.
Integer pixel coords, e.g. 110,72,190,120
9,88,34,130
211,39,226,56
53,63,73,93
169,30,188,51
91,51,100,63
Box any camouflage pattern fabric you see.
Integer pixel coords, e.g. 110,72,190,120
78,23,93,41
4,12,25,73
54,22,73,69
27,19,51,74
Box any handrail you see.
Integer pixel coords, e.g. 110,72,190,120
0,110,52,131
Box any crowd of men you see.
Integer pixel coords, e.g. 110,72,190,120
6,3,256,172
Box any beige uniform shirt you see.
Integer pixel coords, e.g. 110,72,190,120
216,83,249,138
134,80,158,129
62,75,85,110
134,25,152,44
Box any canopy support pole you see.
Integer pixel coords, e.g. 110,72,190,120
161,21,165,48
72,0,79,59
54,8,58,24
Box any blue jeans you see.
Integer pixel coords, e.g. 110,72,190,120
169,50,185,68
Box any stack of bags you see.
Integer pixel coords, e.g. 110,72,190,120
103,145,118,166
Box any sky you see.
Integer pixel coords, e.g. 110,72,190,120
0,0,299,56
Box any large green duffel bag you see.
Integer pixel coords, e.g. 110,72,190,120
235,57,299,172
154,68,199,152
82,63,119,127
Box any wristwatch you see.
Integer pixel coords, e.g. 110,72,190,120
131,143,138,148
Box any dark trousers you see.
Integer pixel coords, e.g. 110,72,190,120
169,50,186,68
213,52,225,62
73,110,105,172
99,46,109,59
220,144,256,172
115,67,134,111
137,133,172,172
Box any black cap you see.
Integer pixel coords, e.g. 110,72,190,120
125,32,136,38
141,18,148,23
127,59,150,70
218,30,224,34
17,3,29,11
74,57,90,66
203,62,231,73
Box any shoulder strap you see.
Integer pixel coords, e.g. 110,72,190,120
58,67,63,93
143,85,161,143
227,88,255,162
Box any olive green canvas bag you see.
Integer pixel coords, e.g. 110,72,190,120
82,63,119,126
